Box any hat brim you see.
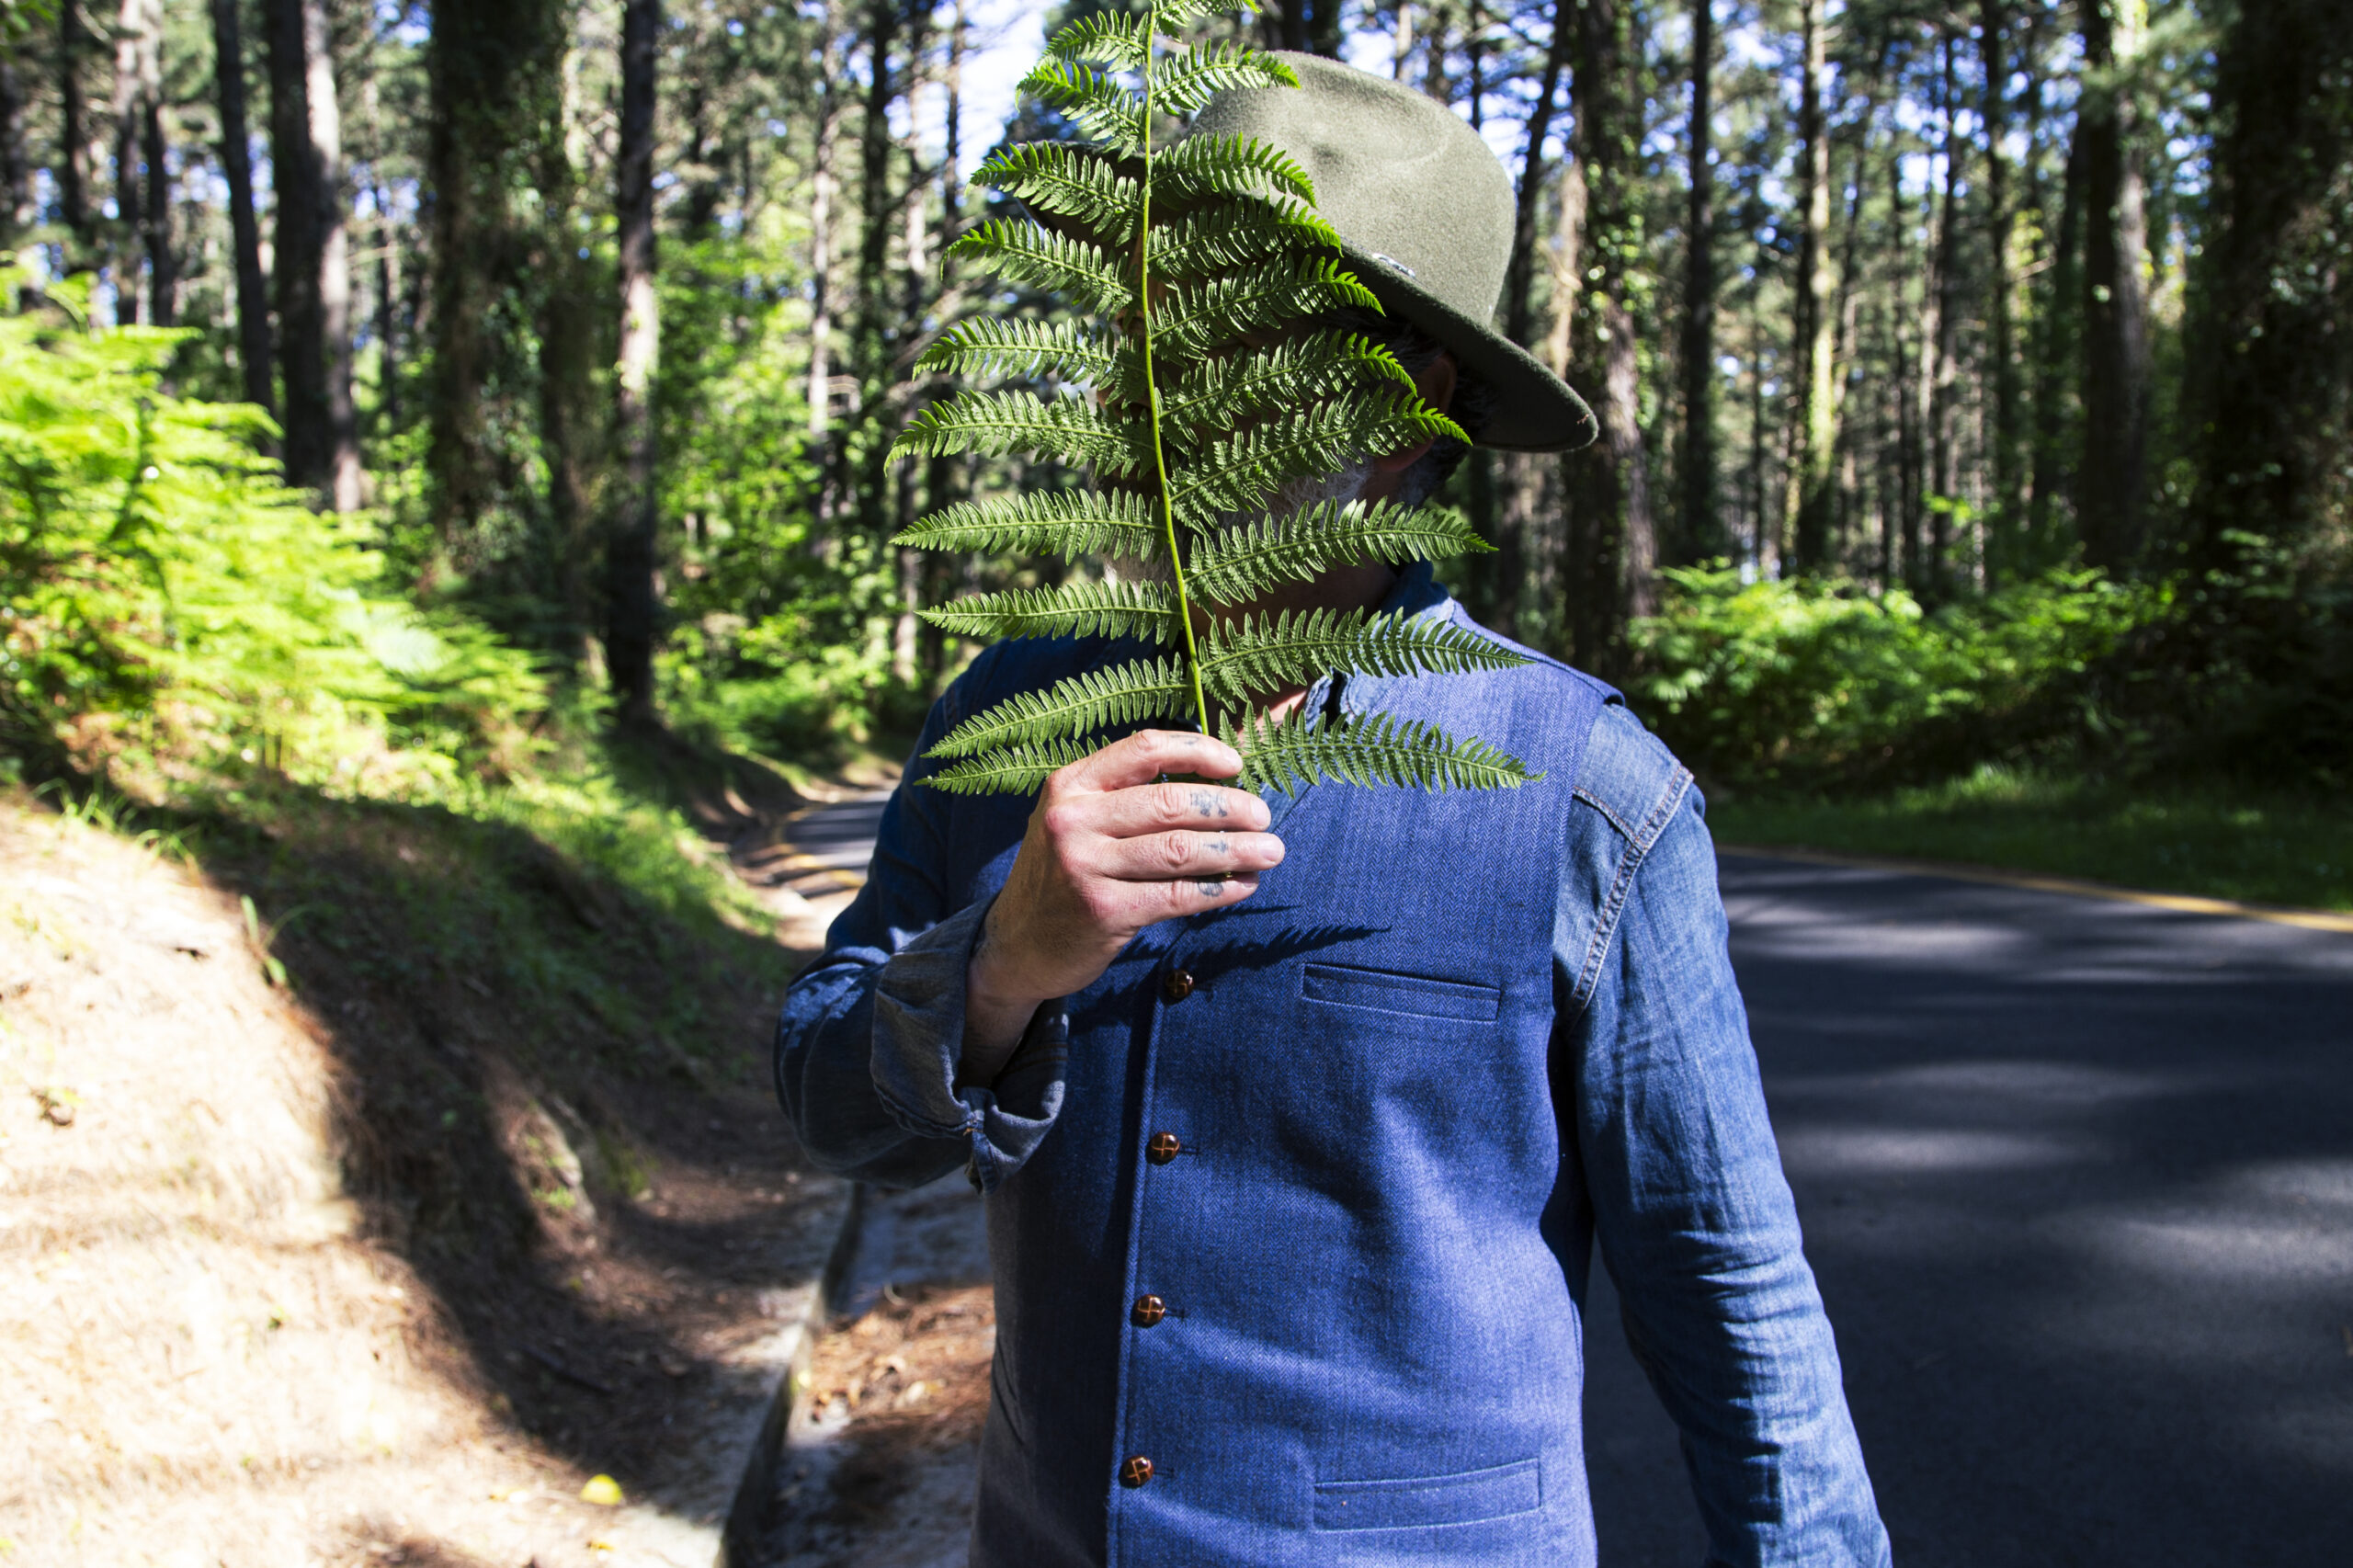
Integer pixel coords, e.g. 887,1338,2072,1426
1337,240,1597,454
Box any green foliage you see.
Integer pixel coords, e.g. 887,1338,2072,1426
891,3,1526,795
1627,562,2166,789
0,276,546,790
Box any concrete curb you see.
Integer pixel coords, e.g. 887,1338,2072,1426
715,1181,870,1568
1720,842,2353,936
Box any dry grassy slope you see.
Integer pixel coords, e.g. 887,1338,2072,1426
0,798,841,1568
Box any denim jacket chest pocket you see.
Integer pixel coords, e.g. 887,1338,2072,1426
1299,962,1503,1024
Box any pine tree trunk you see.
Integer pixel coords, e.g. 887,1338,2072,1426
140,18,173,328
850,0,905,546
266,0,356,506
2185,0,2353,562
1979,0,2019,584
2076,0,2149,574
2029,105,2084,557
58,4,94,267
110,0,143,324
608,0,663,724
538,24,596,659
805,2,843,546
1928,32,1963,597
1787,0,1836,574
0,59,29,244
212,0,274,415
1679,0,1717,562
1563,0,1656,676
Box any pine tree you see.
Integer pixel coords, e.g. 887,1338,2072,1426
892,1,1535,798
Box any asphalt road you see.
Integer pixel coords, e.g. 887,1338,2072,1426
1582,852,2353,1567
774,795,2353,1564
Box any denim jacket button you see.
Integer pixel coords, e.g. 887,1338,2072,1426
1146,1131,1181,1165
1120,1455,1154,1487
1161,967,1196,1002
1131,1293,1166,1326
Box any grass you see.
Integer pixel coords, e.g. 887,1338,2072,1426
1706,765,2353,914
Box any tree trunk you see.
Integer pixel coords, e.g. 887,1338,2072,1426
1928,32,1963,597
2029,98,2084,558
608,0,663,724
850,0,906,545
111,0,142,324
1679,0,1717,562
266,0,357,506
1787,0,1836,574
0,58,28,245
1562,0,1656,676
140,19,173,328
2185,0,2353,562
538,24,596,660
58,3,94,267
213,0,274,414
1979,0,2019,584
2076,0,2149,574
1489,0,1574,638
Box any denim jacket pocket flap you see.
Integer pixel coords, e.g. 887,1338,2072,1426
1301,963,1502,1023
1313,1457,1541,1531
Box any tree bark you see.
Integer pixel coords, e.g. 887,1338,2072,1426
59,2,94,267
2076,0,2149,574
1679,0,1717,562
2185,0,2353,562
140,17,173,328
110,0,142,324
1979,0,2019,583
538,22,597,659
608,0,664,724
265,0,358,506
212,0,274,413
1489,0,1574,637
1787,0,1836,574
0,60,26,244
1928,31,1963,597
1563,0,1656,676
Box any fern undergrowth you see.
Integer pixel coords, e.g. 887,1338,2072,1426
891,1,1535,797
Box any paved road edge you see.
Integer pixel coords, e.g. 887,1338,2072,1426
1719,842,2353,935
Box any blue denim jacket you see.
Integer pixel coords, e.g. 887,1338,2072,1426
776,566,1888,1567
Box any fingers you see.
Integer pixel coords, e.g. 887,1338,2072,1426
1059,729,1242,797
1085,778,1272,838
1096,824,1286,884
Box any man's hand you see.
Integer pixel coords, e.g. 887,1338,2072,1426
961,730,1282,1085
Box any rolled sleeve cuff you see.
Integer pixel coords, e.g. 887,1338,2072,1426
869,898,1069,1192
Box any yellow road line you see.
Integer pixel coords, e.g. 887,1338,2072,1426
1719,842,2353,936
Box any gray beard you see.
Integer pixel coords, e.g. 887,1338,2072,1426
1114,459,1374,587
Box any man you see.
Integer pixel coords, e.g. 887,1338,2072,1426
778,53,1890,1568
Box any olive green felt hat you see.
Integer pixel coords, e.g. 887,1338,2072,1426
1189,51,1597,453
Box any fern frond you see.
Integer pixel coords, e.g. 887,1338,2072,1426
970,144,1142,243
928,656,1192,757
1199,608,1527,701
1187,501,1493,602
919,580,1179,642
1046,12,1151,71
1157,330,1413,437
1145,199,1341,284
1020,59,1148,153
1152,0,1256,28
1226,708,1540,797
1150,40,1298,115
946,220,1134,316
919,738,1101,797
892,490,1163,562
914,320,1140,396
1151,256,1379,359
891,390,1147,472
1168,393,1464,518
1154,132,1314,204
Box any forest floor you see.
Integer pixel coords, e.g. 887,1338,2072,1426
1708,768,2353,915
0,733,895,1568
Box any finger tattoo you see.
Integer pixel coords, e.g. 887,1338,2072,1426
1196,879,1225,898
1188,788,1229,820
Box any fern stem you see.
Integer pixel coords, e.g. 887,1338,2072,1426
1137,5,1212,737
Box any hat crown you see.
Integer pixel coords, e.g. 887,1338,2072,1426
1188,52,1517,334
